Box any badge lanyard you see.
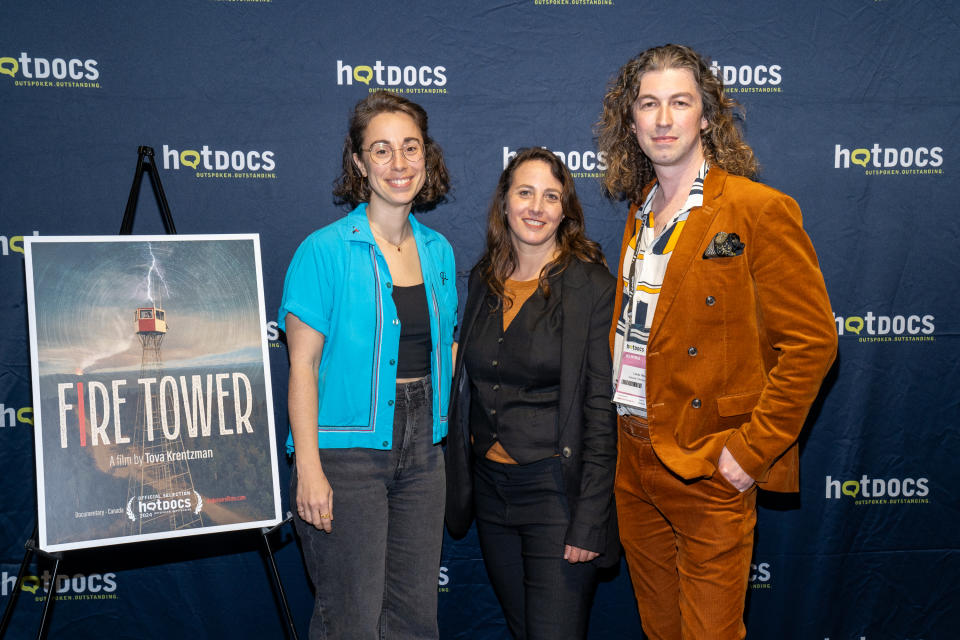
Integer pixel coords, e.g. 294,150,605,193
612,213,652,412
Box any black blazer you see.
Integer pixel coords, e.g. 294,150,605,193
445,258,620,566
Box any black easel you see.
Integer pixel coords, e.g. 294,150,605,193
261,513,300,640
119,146,177,235
2,147,300,640
0,525,61,640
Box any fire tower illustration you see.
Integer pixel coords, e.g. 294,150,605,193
126,301,205,534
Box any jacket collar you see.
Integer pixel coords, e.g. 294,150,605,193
345,203,437,248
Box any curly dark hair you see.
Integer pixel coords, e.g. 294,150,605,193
597,44,758,203
476,147,606,310
333,90,450,209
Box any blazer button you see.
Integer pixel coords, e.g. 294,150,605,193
687,346,698,356
490,409,497,416
492,384,500,391
492,360,499,367
691,398,702,409
561,447,572,458
705,296,716,306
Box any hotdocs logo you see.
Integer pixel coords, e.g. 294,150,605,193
710,60,783,95
336,59,448,95
748,561,772,590
833,311,935,344
437,566,450,593
266,321,282,349
2,570,118,601
0,51,100,89
1,231,39,257
825,474,930,506
834,143,943,176
0,404,33,428
126,489,203,523
502,146,607,179
531,0,615,6
162,144,276,180
824,636,926,640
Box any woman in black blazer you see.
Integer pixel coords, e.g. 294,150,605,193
446,147,618,639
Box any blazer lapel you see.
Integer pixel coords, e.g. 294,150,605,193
649,169,727,342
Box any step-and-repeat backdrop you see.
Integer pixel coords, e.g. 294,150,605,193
2,1,957,638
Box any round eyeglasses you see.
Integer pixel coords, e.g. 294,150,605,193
363,140,424,165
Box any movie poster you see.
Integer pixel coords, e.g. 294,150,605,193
24,235,281,551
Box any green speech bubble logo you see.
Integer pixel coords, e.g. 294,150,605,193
845,316,864,335
180,150,200,170
353,65,373,85
21,575,40,594
851,149,870,168
842,481,860,497
0,57,19,78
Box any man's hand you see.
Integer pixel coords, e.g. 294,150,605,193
718,446,754,492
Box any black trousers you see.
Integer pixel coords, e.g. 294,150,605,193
474,456,598,640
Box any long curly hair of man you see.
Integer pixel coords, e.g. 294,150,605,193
596,43,758,204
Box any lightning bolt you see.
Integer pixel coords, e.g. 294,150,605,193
145,242,171,306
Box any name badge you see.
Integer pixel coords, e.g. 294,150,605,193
613,341,646,411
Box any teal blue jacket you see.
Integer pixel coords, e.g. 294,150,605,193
279,204,457,451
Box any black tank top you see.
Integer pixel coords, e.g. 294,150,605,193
392,283,431,378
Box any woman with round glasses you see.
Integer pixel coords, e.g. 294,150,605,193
445,147,619,638
279,90,456,639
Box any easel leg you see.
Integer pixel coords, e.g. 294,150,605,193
0,525,37,638
36,554,61,640
0,524,63,640
262,514,299,640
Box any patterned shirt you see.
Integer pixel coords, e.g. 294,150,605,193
613,162,709,417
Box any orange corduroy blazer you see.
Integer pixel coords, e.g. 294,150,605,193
609,167,838,492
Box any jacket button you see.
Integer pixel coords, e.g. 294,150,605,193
561,447,572,458
386,282,392,288
389,359,396,365
382,441,389,447
490,409,497,416
393,318,400,325
497,337,504,343
388,400,394,406
492,384,500,391
688,347,697,356
492,360,498,367
691,398,702,408
705,296,716,306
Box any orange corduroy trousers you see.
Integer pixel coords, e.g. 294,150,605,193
615,415,757,640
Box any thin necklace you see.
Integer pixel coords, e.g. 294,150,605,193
371,223,408,253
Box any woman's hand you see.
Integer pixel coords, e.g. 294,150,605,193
296,462,334,533
285,313,333,531
564,544,599,564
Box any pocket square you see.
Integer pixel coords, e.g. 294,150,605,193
703,231,744,258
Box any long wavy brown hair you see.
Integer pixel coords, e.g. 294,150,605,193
333,90,450,210
477,147,606,310
597,44,758,203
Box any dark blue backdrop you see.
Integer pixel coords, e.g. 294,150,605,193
2,1,958,638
